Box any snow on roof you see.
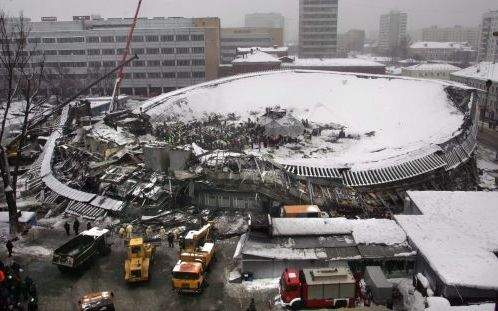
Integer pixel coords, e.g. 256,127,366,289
404,63,461,71
426,297,495,310
396,191,498,290
271,217,407,245
410,41,472,50
138,70,467,171
406,191,498,252
232,50,281,64
237,46,288,53
451,62,498,83
282,57,385,68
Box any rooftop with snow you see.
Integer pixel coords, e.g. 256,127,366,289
396,191,498,291
410,41,473,50
403,63,461,71
138,70,472,172
281,57,385,68
451,62,498,83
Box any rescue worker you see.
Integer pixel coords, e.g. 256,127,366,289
86,222,92,231
118,226,126,239
167,231,174,248
247,298,257,311
126,224,133,239
6,240,13,257
145,226,153,240
73,218,80,235
63,221,70,236
159,226,167,241
23,276,33,301
27,297,37,311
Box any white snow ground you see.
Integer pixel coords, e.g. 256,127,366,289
476,144,498,190
139,70,467,171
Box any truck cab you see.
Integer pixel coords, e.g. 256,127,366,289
171,261,205,293
280,269,302,304
124,237,154,282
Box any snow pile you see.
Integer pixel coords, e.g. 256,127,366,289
232,50,281,64
390,278,425,311
139,70,466,171
271,217,407,245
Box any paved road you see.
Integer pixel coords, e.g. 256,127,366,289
1,227,268,311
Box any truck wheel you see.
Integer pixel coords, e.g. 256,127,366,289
289,299,304,310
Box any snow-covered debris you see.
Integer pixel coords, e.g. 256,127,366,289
426,296,495,311
271,217,407,245
138,70,467,171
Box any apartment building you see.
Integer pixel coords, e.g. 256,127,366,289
220,27,283,63
378,11,407,53
245,13,285,29
477,10,498,62
409,41,475,62
422,25,479,50
298,0,338,58
24,17,220,97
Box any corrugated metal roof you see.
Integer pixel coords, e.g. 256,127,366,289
284,165,341,179
42,173,96,203
65,201,106,220
357,244,412,259
89,196,124,212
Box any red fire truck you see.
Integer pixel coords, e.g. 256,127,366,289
279,266,358,309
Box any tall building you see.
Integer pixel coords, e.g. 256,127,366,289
477,10,498,62
22,16,220,97
337,29,365,57
298,0,338,59
220,27,283,63
409,41,475,62
422,25,479,49
245,13,284,29
378,11,408,54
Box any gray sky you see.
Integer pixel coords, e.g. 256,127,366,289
1,0,497,42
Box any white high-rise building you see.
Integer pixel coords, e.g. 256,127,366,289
477,10,498,62
378,11,407,53
422,25,479,50
299,0,338,59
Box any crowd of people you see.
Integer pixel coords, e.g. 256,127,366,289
0,257,38,311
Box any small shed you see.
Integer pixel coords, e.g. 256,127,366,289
364,266,393,305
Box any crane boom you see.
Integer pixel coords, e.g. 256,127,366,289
109,0,143,112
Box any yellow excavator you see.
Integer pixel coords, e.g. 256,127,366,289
172,222,215,293
124,237,155,282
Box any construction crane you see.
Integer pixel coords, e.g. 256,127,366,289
109,0,144,113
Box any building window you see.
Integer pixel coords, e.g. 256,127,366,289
124,73,132,79
177,60,190,66
177,72,191,78
44,50,57,55
176,47,190,54
162,72,176,78
192,47,204,54
176,35,190,41
59,50,86,56
116,36,127,42
132,60,145,67
147,60,161,67
101,36,114,43
28,38,41,44
30,50,42,56
87,36,100,43
148,72,161,79
146,48,160,54
161,48,174,54
88,49,101,55
192,71,205,78
132,36,144,42
162,60,175,66
133,72,146,79
88,61,102,67
192,59,205,66
57,37,85,43
161,35,174,41
191,34,204,41
42,38,56,44
146,35,159,42
131,48,145,55
103,61,116,67
116,48,125,55
102,49,115,55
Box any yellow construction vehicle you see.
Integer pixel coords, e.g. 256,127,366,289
124,237,155,282
172,222,215,293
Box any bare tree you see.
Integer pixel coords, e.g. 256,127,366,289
0,11,47,233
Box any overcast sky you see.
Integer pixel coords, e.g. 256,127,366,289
1,0,497,42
